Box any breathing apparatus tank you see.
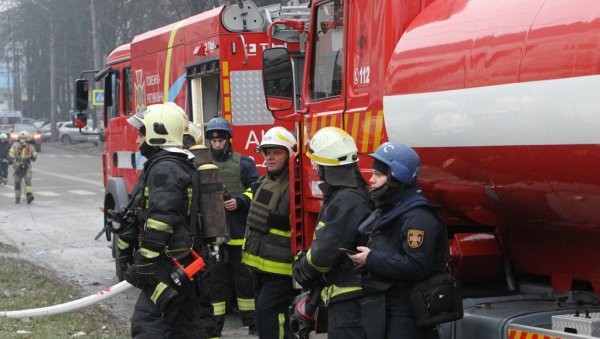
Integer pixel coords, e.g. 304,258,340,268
189,145,228,243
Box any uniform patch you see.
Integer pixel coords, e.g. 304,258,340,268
407,229,424,248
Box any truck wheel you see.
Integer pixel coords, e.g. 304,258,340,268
61,135,72,145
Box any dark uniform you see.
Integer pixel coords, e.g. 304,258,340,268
0,136,9,185
210,151,259,334
242,168,297,339
127,149,206,338
293,167,372,338
360,185,445,339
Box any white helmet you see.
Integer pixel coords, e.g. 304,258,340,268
257,126,297,158
0,133,6,140
140,102,187,147
307,127,358,166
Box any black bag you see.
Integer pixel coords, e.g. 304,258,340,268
408,271,463,327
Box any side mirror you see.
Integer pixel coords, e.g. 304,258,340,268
75,79,89,111
73,112,88,128
262,47,294,112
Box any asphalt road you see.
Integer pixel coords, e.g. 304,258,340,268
0,141,268,338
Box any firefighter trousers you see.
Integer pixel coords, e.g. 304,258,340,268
198,254,221,339
13,165,32,199
131,281,207,339
210,244,255,331
253,271,297,339
327,298,367,339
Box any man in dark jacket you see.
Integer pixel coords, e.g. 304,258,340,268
292,127,373,338
205,117,259,336
123,103,206,338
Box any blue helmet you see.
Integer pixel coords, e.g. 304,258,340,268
370,142,420,186
206,117,233,139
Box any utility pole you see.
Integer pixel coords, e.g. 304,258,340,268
90,0,100,129
30,0,57,140
50,16,57,141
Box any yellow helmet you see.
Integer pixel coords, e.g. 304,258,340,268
185,122,203,144
307,127,358,166
18,131,31,141
139,103,187,147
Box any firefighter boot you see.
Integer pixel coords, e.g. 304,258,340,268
26,193,34,204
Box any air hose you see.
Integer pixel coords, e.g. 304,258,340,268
0,281,133,318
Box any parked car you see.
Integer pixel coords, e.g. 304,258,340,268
40,121,67,141
58,121,99,146
9,123,42,152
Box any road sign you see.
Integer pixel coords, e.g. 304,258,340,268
92,90,104,106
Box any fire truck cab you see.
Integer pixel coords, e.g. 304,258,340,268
74,1,309,280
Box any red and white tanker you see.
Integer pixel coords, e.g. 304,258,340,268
261,0,600,337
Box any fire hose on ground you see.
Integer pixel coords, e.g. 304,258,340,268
0,281,133,319
0,247,207,319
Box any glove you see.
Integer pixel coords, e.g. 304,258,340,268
124,265,146,289
152,281,179,315
117,249,133,276
292,258,321,289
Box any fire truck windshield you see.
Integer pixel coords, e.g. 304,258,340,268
310,0,344,100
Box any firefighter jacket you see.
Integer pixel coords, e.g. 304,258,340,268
296,167,373,304
139,149,196,262
361,185,446,299
212,151,259,244
242,168,293,276
8,141,37,165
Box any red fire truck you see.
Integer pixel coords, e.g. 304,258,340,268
74,1,309,280
260,0,600,338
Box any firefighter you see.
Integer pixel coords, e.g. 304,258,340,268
182,121,223,339
292,127,373,338
347,141,446,339
242,126,298,339
205,117,259,336
122,103,207,338
0,133,9,185
8,131,37,204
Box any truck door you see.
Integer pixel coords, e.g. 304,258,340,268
306,0,346,135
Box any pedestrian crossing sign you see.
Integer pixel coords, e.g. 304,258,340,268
92,90,104,106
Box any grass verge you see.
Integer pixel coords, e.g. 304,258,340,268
0,249,129,338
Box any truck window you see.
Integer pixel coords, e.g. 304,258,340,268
310,0,344,100
106,72,120,120
188,60,221,129
124,68,133,116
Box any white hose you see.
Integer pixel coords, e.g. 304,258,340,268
0,281,133,318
